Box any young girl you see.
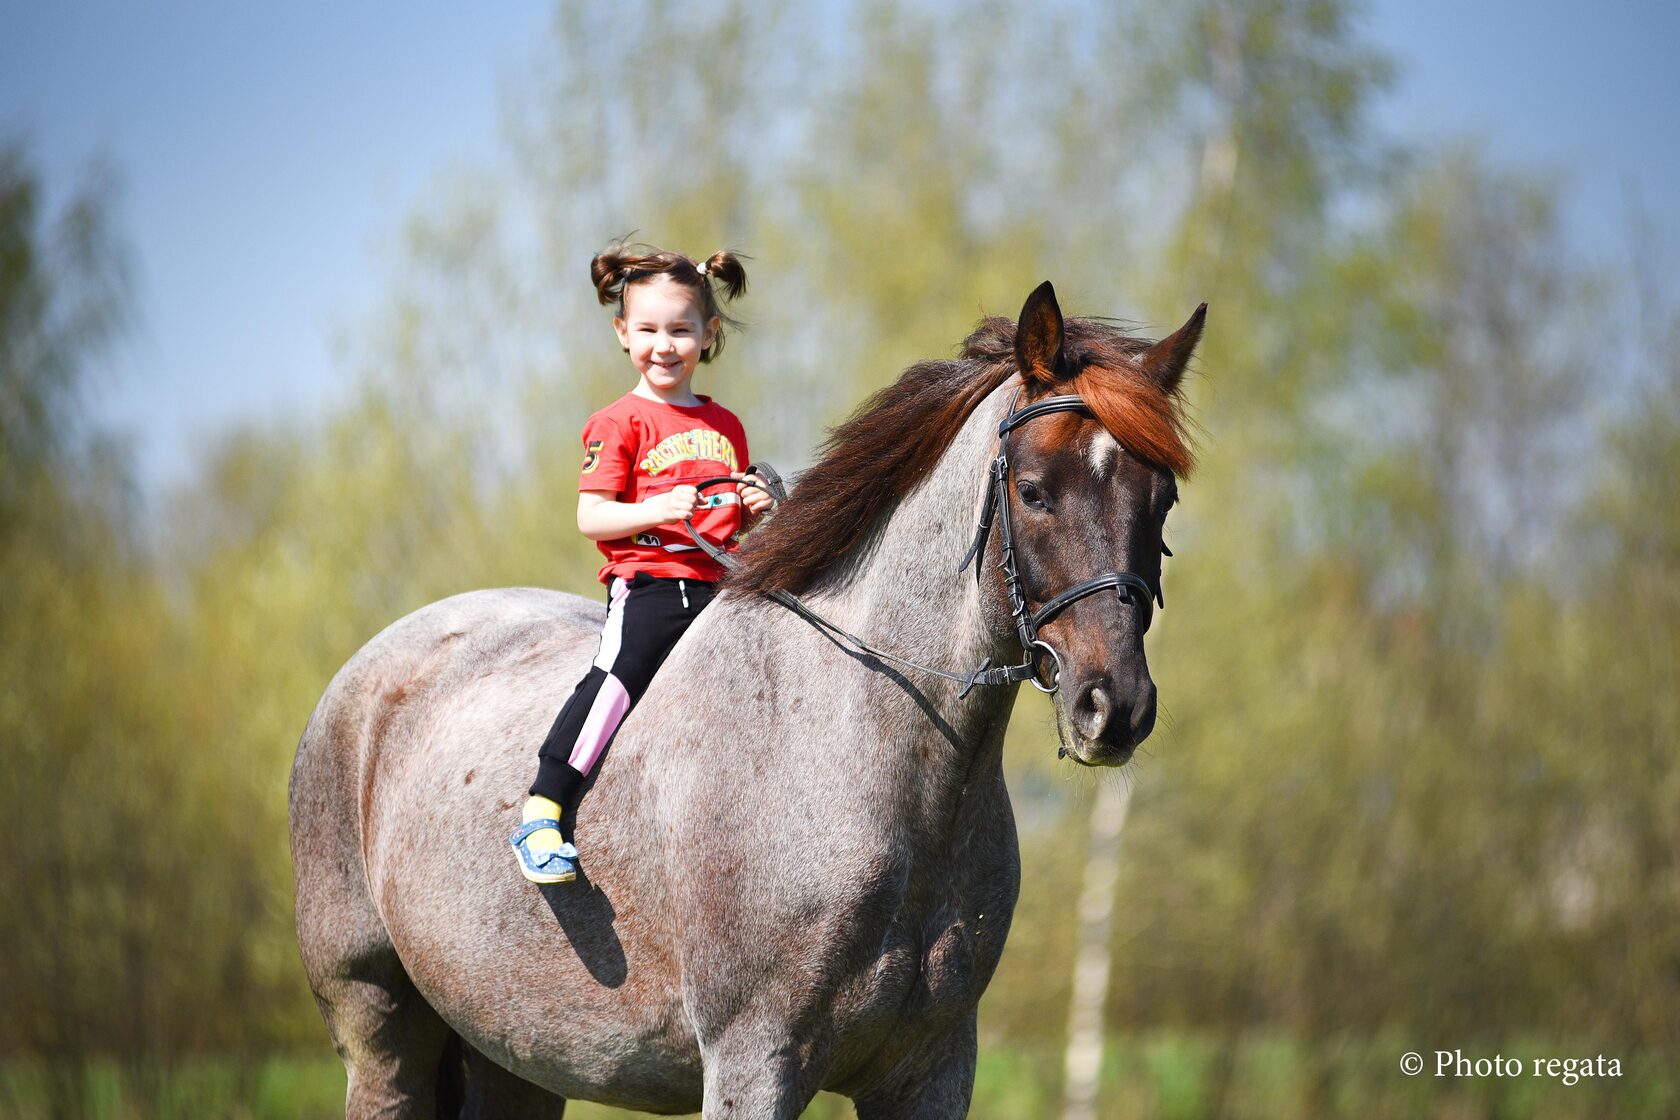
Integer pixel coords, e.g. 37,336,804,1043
510,243,772,885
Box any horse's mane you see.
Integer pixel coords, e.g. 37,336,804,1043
727,315,1196,597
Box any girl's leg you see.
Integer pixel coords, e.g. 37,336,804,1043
530,575,715,814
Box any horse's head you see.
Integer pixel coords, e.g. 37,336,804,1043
995,282,1203,766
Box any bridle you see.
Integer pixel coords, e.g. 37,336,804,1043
687,390,1164,695
684,387,1164,697
957,391,1162,693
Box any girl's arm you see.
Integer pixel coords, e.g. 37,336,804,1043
576,487,699,541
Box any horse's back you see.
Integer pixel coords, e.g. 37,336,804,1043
290,587,600,822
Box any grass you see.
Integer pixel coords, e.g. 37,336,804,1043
1,1035,1672,1119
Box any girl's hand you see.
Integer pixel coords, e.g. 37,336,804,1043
654,484,699,522
735,472,775,516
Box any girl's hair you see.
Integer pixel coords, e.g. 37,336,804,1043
590,241,749,363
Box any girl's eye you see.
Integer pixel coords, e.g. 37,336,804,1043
1016,480,1048,511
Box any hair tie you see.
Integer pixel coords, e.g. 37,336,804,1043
696,260,709,278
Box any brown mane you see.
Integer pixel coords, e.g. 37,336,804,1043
726,315,1197,596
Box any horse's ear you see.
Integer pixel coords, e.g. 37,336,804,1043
1015,281,1066,387
1139,303,1207,393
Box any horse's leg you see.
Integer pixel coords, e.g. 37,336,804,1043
851,1017,977,1120
696,1024,828,1120
457,1043,568,1120
309,951,453,1119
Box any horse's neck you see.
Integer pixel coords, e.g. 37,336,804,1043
775,382,1019,830
822,385,1010,685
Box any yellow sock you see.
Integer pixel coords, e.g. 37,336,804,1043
521,795,564,856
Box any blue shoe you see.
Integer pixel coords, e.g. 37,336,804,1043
509,819,578,884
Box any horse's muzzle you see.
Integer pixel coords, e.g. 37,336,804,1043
1058,675,1156,766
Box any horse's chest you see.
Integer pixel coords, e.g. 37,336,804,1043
925,905,1002,1007
855,820,1019,1031
841,900,1004,1040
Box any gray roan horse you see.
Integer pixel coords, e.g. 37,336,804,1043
290,282,1204,1118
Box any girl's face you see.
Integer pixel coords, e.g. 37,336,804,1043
613,276,719,400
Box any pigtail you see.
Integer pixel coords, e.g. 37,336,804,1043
700,250,749,302
590,242,640,306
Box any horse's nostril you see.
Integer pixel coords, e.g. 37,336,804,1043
1078,684,1112,739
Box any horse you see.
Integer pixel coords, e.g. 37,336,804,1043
289,281,1204,1118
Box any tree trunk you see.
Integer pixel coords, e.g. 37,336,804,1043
1059,780,1133,1120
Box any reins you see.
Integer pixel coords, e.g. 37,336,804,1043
682,466,1036,696
683,390,1163,698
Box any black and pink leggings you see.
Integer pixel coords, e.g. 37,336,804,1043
530,572,717,810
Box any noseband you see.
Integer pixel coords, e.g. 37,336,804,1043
958,393,1162,693
683,389,1164,697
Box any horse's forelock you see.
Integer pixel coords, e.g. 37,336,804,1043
966,315,1196,477
1069,361,1197,479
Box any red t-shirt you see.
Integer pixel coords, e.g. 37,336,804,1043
578,392,751,584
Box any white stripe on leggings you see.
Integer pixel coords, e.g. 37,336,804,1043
592,577,631,671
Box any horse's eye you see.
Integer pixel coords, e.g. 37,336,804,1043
1016,480,1048,511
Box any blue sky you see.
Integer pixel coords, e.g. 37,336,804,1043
3,2,538,490
4,0,1677,494
1366,0,1680,253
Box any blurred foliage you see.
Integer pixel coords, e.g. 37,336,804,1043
2,0,1677,1115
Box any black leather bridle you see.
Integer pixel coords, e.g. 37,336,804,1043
955,392,1162,694
683,389,1164,697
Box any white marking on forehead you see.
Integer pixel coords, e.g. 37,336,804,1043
1085,429,1124,479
